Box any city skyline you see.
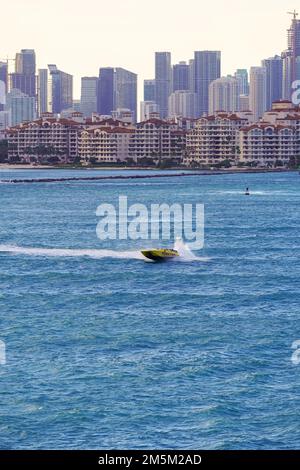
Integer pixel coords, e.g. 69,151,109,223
1,0,298,101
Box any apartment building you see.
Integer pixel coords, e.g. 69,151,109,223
6,117,81,162
185,112,252,166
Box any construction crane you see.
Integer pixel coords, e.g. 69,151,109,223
288,10,299,20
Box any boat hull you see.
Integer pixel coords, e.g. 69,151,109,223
141,249,179,261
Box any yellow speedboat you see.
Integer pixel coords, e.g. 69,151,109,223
141,248,179,261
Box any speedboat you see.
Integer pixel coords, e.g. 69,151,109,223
141,248,179,261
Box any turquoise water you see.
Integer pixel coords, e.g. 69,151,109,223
0,170,300,450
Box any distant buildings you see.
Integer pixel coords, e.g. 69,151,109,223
80,77,98,117
144,79,156,102
0,61,8,111
249,66,267,121
235,69,249,95
140,101,160,121
168,90,197,118
9,49,36,98
155,52,172,119
38,69,48,116
172,62,189,92
262,55,283,110
287,11,300,82
48,64,73,114
5,88,36,126
193,51,221,117
98,67,137,121
209,76,239,114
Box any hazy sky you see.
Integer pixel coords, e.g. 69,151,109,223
0,0,298,99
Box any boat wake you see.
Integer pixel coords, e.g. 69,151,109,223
0,244,143,260
173,239,209,262
0,241,209,263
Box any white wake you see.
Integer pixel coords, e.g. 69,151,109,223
0,244,143,260
0,241,209,263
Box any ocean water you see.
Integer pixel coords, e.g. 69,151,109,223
0,169,300,450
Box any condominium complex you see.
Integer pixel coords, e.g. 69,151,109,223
185,112,252,166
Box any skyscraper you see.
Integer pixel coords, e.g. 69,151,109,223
235,69,249,95
249,66,267,121
155,52,172,118
9,49,36,98
168,90,197,118
173,62,189,92
48,65,73,114
115,68,137,122
0,62,7,111
209,76,239,114
98,68,115,116
144,79,156,102
38,69,48,116
262,56,283,109
281,50,293,100
188,59,195,92
80,77,98,117
98,67,137,121
5,88,36,126
194,51,221,117
287,10,300,82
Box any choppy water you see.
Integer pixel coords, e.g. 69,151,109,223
0,169,300,450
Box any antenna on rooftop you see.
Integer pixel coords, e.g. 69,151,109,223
288,10,299,20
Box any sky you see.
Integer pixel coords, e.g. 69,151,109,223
0,0,298,100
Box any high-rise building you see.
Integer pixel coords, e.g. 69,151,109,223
239,94,250,111
98,67,137,121
155,52,172,118
98,68,114,116
15,49,36,75
9,49,36,98
235,69,249,95
48,65,73,114
249,66,267,121
140,101,160,121
281,50,293,100
287,11,300,82
168,90,197,119
173,62,189,92
80,77,98,117
262,56,283,109
188,59,195,92
5,88,36,126
194,51,221,117
144,79,156,102
114,68,137,122
0,62,8,111
209,76,239,114
38,69,48,116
